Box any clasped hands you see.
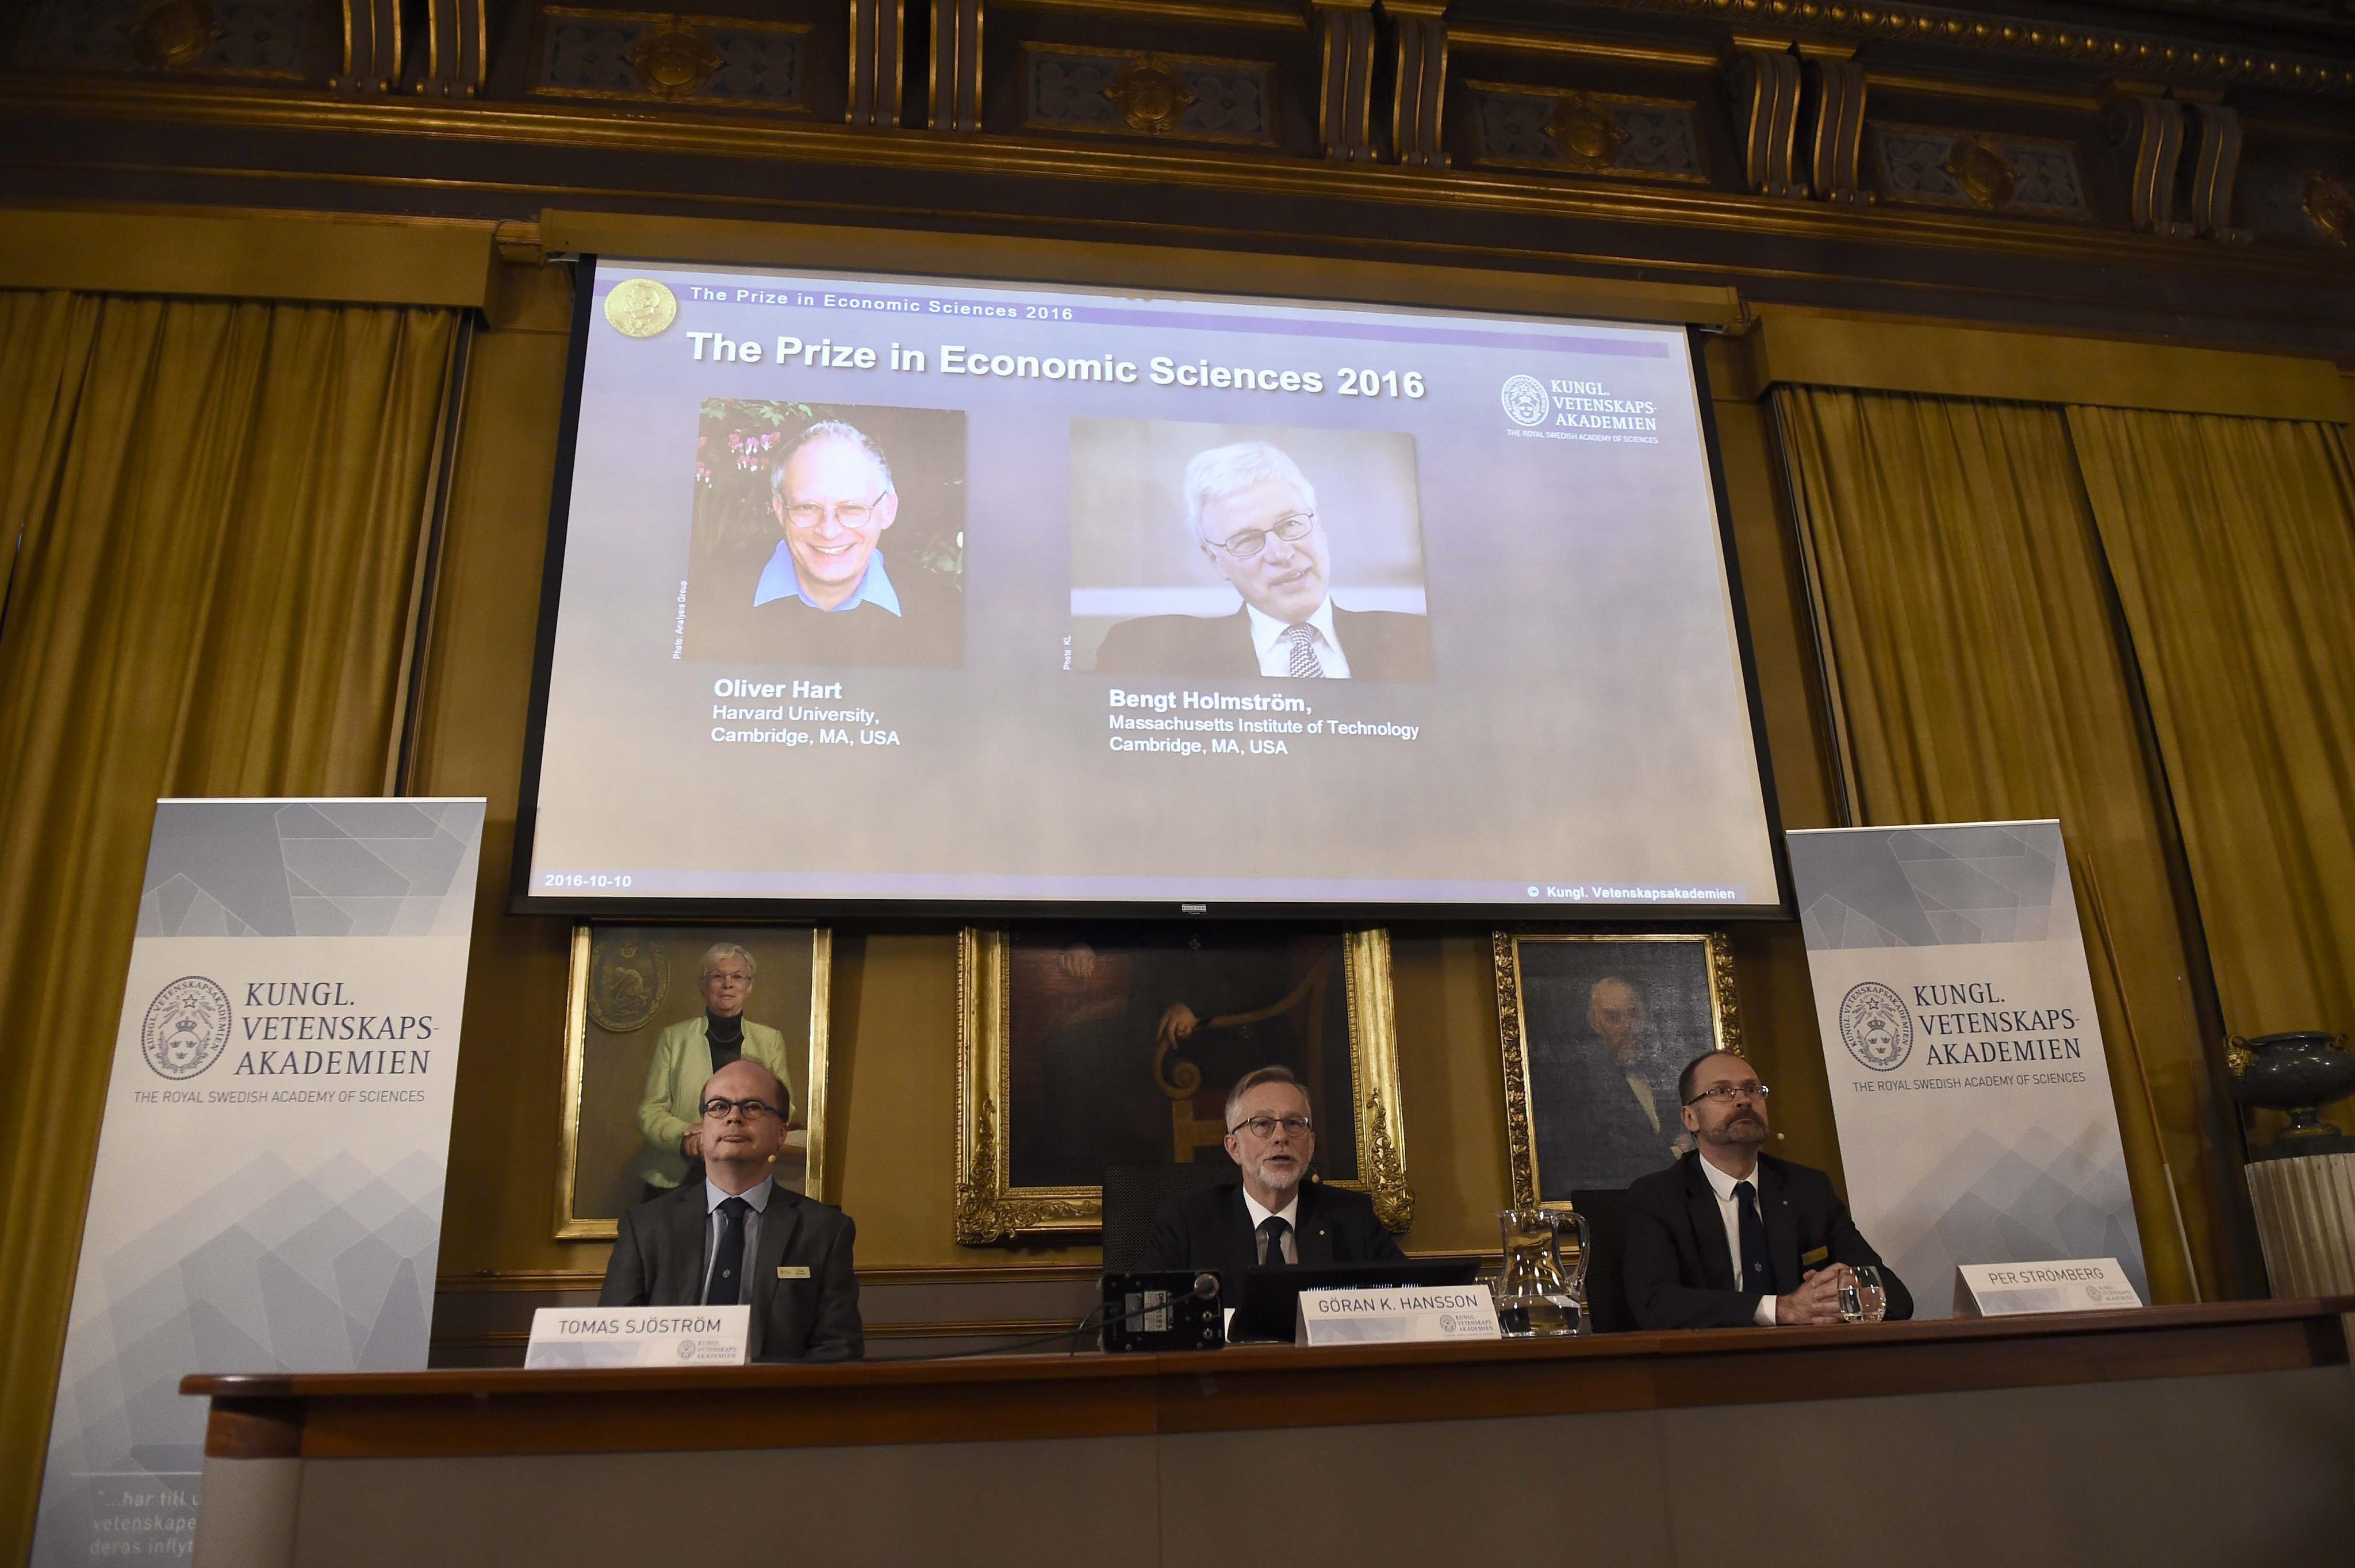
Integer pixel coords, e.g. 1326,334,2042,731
1774,1263,1855,1325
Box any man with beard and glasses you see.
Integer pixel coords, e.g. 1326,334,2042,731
1622,1050,1913,1329
1136,1065,1405,1286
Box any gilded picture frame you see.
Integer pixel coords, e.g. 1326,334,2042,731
556,923,832,1241
954,926,1412,1245
1494,930,1743,1210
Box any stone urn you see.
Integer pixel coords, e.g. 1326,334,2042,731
2226,1032,2355,1157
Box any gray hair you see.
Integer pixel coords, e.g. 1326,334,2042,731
1183,442,1315,543
773,419,895,497
1225,1064,1309,1129
699,942,757,980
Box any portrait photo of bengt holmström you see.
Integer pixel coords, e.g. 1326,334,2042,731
681,400,965,668
1069,419,1435,681
953,926,1413,1243
1495,932,1744,1206
555,925,832,1240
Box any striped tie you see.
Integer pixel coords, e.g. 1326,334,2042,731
1283,623,1325,677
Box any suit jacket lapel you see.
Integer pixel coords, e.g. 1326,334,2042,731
1221,1184,1258,1282
664,1185,709,1305
1759,1159,1802,1294
1295,1186,1337,1266
1681,1157,1735,1291
746,1188,802,1360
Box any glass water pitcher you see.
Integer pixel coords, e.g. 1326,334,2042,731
1494,1206,1590,1337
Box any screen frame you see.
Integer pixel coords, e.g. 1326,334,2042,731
508,244,1793,923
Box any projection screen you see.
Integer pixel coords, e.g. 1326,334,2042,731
514,256,1786,917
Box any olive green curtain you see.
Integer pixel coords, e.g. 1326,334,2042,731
1774,386,2220,1304
2066,408,2355,1052
0,289,457,1563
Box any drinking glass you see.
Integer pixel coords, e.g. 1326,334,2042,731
1839,1265,1888,1324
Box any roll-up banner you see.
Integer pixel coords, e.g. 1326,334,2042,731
31,798,485,1565
1787,820,2146,1316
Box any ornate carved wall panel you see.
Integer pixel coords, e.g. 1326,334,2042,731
1021,42,1277,145
15,0,313,79
1873,123,2094,217
1468,82,1708,185
534,7,808,109
2,0,2352,352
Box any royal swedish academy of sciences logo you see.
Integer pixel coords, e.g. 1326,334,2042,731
1499,374,1550,428
604,278,679,339
142,976,233,1080
1837,981,1913,1073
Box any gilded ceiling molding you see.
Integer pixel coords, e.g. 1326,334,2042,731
1385,0,1449,169
2184,101,2249,243
1573,0,2355,98
931,0,982,132
10,74,2350,292
1309,0,1377,163
847,0,905,129
333,0,400,94
1801,45,1870,205
419,0,486,98
2106,85,2195,237
1728,37,1805,198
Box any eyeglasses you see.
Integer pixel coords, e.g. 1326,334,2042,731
1683,1082,1771,1106
1208,512,1315,559
783,490,887,530
700,1097,781,1121
1229,1115,1313,1140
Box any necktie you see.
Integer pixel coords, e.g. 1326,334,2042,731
1733,1180,1770,1294
709,1195,750,1305
1257,1216,1292,1266
1282,624,1324,678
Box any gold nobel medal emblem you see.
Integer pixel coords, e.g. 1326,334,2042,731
604,278,678,339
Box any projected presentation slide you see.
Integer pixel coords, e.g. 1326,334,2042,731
521,257,1781,912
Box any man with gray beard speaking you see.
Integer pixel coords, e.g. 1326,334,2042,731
1137,1065,1405,1285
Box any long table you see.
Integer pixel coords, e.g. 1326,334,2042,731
185,1298,2355,1567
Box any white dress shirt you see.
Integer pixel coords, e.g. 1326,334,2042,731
1241,1188,1301,1264
1244,599,1351,678
1697,1156,1779,1327
701,1174,775,1304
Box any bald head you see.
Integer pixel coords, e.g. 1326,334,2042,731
701,1057,790,1122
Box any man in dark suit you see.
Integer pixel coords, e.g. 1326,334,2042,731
707,419,962,668
1137,1065,1406,1286
1623,1049,1912,1330
599,1057,863,1361
1093,441,1433,681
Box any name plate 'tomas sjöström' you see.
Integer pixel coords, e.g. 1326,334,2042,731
525,1305,751,1367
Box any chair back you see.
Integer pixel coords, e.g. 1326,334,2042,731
1100,1158,1238,1274
1568,1187,1633,1334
